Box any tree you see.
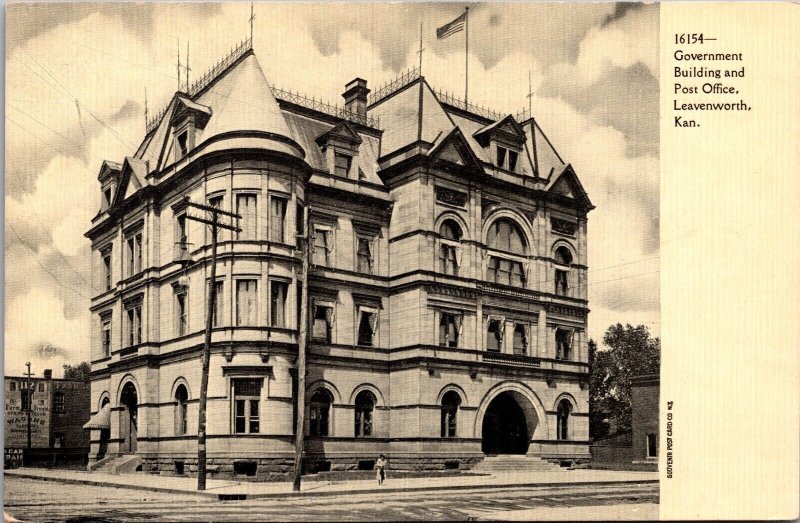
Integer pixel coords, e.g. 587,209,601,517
588,324,660,439
63,362,91,382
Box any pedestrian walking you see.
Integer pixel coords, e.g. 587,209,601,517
375,454,387,485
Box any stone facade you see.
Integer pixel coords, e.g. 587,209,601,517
86,43,593,479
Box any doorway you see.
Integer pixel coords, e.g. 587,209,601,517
120,382,138,454
481,391,530,455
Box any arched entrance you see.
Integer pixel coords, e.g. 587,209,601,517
480,389,543,455
120,382,138,454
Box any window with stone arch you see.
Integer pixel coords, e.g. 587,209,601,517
556,398,573,440
554,245,574,296
354,390,376,437
440,390,461,438
486,217,528,287
174,384,188,436
438,219,463,276
309,388,333,437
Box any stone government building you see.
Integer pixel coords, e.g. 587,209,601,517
85,39,594,478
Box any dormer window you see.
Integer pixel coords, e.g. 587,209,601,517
496,146,519,171
103,187,113,209
334,153,352,178
473,115,525,174
177,131,188,158
315,121,363,180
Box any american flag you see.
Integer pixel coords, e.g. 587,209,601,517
436,11,467,39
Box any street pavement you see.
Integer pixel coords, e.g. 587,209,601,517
3,476,658,521
4,468,657,499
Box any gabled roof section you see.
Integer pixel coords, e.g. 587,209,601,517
428,126,482,171
368,78,454,158
545,164,594,210
114,156,148,204
315,120,362,147
97,160,122,181
526,119,565,180
473,114,526,147
172,96,212,128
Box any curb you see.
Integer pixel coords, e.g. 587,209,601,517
4,471,658,501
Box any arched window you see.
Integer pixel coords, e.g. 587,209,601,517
557,399,572,440
100,396,110,408
439,220,462,276
310,388,332,437
354,390,376,437
554,246,573,296
440,391,461,438
487,218,527,255
174,384,188,436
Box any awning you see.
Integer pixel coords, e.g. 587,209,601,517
83,404,111,430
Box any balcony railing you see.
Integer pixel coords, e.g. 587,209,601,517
483,351,541,367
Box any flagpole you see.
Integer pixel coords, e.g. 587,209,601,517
465,6,469,104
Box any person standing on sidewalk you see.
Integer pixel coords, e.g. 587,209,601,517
375,454,387,485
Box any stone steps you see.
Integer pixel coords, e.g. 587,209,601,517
473,456,562,473
93,455,142,475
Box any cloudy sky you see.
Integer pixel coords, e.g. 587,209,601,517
5,2,659,377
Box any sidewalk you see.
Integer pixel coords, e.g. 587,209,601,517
4,467,658,501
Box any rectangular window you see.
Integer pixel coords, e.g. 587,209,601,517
312,228,331,266
312,305,333,342
439,312,460,348
136,234,143,274
555,269,569,296
177,131,188,157
126,304,142,346
236,280,258,326
208,195,223,209
487,257,524,286
647,433,658,458
497,146,507,168
54,392,65,414
38,382,45,392
103,253,112,291
513,324,527,355
508,150,518,171
556,329,573,360
295,203,305,248
127,237,135,276
270,196,287,243
486,319,503,352
21,390,31,411
232,379,262,434
439,243,458,276
9,381,17,391
175,289,188,336
175,213,187,245
334,153,352,177
270,281,288,328
101,317,112,356
212,281,224,327
356,237,373,274
236,194,257,240
357,309,377,346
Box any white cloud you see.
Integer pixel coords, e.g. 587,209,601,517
4,286,88,378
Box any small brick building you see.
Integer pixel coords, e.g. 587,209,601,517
630,374,659,463
4,369,91,466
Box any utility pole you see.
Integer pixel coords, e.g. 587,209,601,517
292,205,311,492
24,362,34,453
184,199,241,491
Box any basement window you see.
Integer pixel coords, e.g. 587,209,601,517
233,461,258,477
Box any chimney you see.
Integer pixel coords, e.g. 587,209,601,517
343,78,370,118
43,369,52,380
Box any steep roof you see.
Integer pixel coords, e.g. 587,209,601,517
194,53,292,142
